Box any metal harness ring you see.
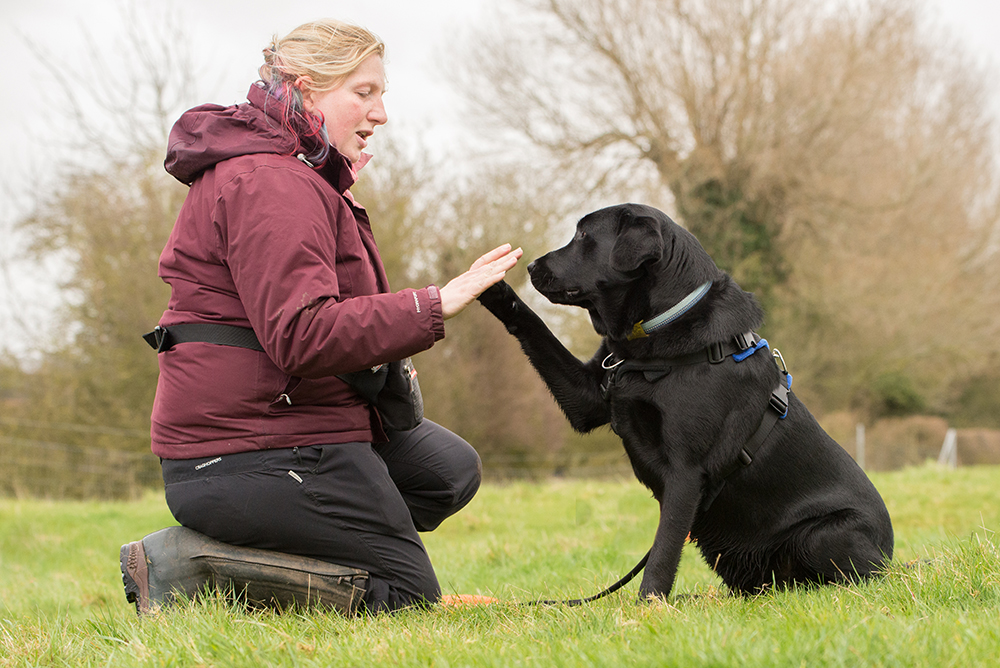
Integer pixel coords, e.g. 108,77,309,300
602,353,624,370
772,348,787,373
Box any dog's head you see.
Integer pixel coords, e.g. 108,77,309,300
529,203,735,340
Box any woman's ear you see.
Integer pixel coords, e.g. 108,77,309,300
295,76,316,111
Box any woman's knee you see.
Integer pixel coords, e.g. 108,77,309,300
450,441,482,507
429,431,482,514
439,425,483,490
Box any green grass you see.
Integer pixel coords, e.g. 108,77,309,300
3,464,1000,666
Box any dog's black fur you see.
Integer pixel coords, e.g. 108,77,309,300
478,203,893,600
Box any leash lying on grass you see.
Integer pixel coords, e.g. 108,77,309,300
525,549,651,607
442,550,650,608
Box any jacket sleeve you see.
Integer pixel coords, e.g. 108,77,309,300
216,161,444,378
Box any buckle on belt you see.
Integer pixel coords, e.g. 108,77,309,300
142,325,172,353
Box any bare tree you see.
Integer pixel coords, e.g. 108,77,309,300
27,2,203,166
454,0,1000,415
6,4,206,451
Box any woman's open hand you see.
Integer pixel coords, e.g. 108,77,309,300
439,244,523,319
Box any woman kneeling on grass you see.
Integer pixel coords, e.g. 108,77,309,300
120,19,517,615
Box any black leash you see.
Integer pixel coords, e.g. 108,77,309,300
525,549,650,606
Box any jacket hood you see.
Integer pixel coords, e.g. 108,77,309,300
165,82,335,185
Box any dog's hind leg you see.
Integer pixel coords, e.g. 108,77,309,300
796,520,892,585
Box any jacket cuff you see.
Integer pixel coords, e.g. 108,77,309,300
425,285,445,342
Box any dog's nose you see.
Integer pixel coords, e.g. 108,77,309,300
527,260,537,274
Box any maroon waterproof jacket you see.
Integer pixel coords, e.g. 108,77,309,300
150,82,445,459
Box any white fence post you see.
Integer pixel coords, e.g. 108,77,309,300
937,428,958,469
856,423,865,470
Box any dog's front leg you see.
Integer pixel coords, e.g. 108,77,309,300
639,469,703,600
478,281,610,431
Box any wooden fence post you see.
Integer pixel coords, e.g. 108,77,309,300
937,428,958,469
856,423,865,470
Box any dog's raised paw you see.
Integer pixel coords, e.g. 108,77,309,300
477,281,519,316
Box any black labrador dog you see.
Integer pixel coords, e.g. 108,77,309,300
478,203,893,600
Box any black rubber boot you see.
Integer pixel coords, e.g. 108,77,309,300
120,526,368,616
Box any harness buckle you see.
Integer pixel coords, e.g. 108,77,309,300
769,390,788,417
735,331,755,350
769,374,790,417
708,342,725,364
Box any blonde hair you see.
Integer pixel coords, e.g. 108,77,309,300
258,20,385,164
260,19,385,94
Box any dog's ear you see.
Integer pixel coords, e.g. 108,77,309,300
610,214,663,273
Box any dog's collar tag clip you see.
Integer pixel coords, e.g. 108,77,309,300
628,322,649,340
628,280,713,341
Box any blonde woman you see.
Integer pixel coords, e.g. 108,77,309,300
121,20,518,615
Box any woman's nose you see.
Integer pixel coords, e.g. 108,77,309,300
370,96,387,125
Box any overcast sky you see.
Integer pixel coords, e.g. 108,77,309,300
1,0,998,354
3,0,997,186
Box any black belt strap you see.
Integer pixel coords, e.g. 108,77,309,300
142,324,265,353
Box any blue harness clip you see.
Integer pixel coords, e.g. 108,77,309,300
732,337,769,362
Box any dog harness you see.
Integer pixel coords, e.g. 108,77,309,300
600,333,792,483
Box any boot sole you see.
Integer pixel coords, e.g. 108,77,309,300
120,541,150,615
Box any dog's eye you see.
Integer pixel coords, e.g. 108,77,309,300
576,231,588,240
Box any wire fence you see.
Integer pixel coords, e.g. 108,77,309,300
0,432,635,500
479,450,635,481
2,419,999,500
0,435,162,499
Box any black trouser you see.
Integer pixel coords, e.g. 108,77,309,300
161,420,482,613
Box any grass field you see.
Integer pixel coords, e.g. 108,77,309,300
2,463,1000,666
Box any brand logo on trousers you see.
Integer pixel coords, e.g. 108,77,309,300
195,457,222,470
